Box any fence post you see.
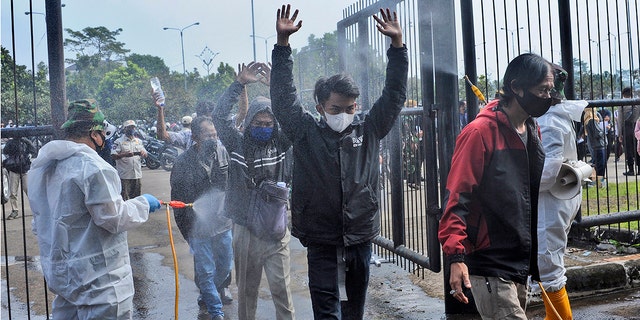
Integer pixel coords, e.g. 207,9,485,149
45,0,66,139
558,0,575,100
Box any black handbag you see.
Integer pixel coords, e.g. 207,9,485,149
246,179,288,241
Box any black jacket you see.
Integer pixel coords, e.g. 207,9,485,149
2,137,36,174
170,142,231,240
270,44,408,246
212,82,291,227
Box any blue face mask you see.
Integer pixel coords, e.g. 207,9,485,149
250,126,273,141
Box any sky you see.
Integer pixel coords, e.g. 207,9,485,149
2,0,638,90
1,0,353,74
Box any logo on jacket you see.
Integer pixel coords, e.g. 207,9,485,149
352,135,363,148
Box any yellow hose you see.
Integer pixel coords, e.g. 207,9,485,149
165,204,180,320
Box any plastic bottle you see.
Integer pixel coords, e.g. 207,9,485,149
150,77,165,106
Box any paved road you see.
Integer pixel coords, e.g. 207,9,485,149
3,163,640,319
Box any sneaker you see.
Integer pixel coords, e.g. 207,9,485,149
7,211,18,220
218,288,233,305
623,171,636,176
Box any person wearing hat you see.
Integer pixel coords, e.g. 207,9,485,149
112,120,148,200
535,65,589,319
27,99,161,319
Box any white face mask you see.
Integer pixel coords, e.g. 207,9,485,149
324,112,355,133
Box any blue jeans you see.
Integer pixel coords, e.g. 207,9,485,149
189,229,233,317
306,242,371,320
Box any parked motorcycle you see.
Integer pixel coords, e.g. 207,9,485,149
144,137,180,171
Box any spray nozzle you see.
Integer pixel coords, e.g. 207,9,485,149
160,200,193,208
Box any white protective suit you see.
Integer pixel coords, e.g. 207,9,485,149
535,100,588,292
28,140,151,319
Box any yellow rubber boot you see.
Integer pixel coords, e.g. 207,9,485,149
543,286,573,320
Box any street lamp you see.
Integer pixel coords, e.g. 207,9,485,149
249,34,276,62
500,27,524,56
25,4,64,15
163,22,200,90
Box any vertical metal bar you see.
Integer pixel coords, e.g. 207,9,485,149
4,4,18,319
358,19,370,109
480,0,490,99
461,0,479,121
491,1,501,89
574,0,584,98
558,0,575,99
389,116,404,248
46,0,66,139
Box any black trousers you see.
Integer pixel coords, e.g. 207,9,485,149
623,123,640,172
306,241,372,320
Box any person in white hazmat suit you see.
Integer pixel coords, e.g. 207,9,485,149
28,99,162,320
535,65,590,319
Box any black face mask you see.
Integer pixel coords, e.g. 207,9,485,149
197,139,218,162
90,131,106,151
515,89,553,117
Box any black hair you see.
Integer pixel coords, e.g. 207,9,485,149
622,87,632,97
314,73,360,105
499,53,551,103
64,121,99,139
191,116,215,141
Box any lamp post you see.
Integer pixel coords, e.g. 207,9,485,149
608,32,618,75
500,27,524,56
250,0,257,61
249,34,276,62
163,22,200,90
590,38,612,74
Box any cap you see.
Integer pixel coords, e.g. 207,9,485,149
61,99,105,131
123,120,136,127
181,116,193,125
551,64,568,100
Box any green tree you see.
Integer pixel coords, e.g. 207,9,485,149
64,26,130,65
1,47,51,125
127,54,170,78
293,32,340,110
96,62,150,124
64,26,132,101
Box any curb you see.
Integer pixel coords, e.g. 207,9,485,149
565,253,640,297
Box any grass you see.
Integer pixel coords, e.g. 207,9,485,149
581,180,640,230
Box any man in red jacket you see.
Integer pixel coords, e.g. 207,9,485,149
439,53,554,319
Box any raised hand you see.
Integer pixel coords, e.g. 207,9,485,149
237,62,265,85
372,8,403,48
259,62,271,87
276,4,302,46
